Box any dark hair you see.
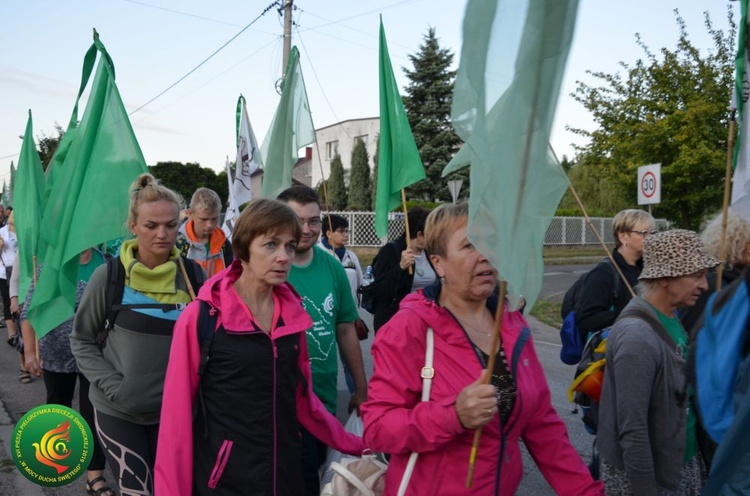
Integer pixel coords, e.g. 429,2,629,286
322,214,349,240
277,185,320,208
232,199,302,262
403,207,431,240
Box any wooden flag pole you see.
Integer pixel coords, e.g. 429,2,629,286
401,189,413,275
716,109,737,291
177,257,196,300
466,280,507,488
548,144,635,298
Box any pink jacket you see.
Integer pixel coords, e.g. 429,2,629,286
155,261,365,495
361,288,603,495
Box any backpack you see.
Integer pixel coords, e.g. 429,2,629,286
567,306,678,436
97,256,204,349
559,259,620,365
358,242,394,315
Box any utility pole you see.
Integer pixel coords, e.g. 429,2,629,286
282,0,293,78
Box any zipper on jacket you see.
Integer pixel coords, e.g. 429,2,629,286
208,439,234,489
271,337,278,496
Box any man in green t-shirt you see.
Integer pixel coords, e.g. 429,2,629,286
277,186,366,496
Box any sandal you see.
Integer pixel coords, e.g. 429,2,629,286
6,334,16,347
86,476,115,496
19,369,31,384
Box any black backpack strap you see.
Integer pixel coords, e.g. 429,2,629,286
197,300,217,377
196,299,218,440
181,256,205,299
221,238,233,269
99,258,127,350
604,258,621,300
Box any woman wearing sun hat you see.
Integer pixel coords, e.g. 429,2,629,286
596,229,719,496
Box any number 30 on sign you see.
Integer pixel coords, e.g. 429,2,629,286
637,163,661,205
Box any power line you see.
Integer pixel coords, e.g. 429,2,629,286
294,26,353,141
128,0,280,116
123,0,245,28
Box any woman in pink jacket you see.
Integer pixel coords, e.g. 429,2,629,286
361,202,602,495
155,199,364,495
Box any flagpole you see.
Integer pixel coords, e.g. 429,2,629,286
466,280,507,488
548,145,635,297
717,109,737,291
400,189,413,275
313,141,333,230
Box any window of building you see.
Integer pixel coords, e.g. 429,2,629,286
326,141,339,160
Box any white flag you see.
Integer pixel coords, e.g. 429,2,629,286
223,95,262,236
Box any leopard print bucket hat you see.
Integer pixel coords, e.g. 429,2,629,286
639,229,720,280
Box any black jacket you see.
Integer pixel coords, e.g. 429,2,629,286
372,238,435,332
576,250,642,335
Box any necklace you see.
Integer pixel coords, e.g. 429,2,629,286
451,313,494,338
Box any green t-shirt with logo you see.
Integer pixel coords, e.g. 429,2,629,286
288,246,360,413
648,302,697,463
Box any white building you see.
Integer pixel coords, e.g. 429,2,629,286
310,117,379,188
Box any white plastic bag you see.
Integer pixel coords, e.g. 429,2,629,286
320,413,386,496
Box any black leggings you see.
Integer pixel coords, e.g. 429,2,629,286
94,410,159,496
42,371,107,471
0,276,11,321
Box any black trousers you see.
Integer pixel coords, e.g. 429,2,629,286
42,370,106,471
300,425,328,496
94,410,159,496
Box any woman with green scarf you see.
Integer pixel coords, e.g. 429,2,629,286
72,174,205,496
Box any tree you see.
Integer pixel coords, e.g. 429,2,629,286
326,154,347,210
569,10,735,228
148,162,228,207
371,134,380,210
36,124,65,170
402,27,464,202
348,138,372,210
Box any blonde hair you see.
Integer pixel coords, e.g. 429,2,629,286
425,202,469,257
128,174,184,226
189,188,222,213
613,209,655,249
700,211,750,267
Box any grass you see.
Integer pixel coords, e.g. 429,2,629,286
529,298,563,329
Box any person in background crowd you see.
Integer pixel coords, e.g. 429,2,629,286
22,249,114,496
176,187,232,278
362,203,603,495
155,199,364,495
576,209,655,338
319,213,367,393
597,230,719,495
0,212,19,350
0,204,6,228
372,206,436,332
679,211,750,334
71,174,204,496
277,185,367,496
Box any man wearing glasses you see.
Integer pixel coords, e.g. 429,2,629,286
277,186,367,496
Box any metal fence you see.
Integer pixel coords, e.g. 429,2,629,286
327,211,670,248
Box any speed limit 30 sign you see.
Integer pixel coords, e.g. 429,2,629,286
638,163,661,205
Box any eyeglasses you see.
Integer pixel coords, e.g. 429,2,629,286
335,229,349,234
630,230,658,237
301,218,322,228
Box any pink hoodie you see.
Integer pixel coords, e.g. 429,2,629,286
155,261,365,495
361,288,604,495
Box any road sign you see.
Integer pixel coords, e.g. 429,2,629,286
637,163,661,205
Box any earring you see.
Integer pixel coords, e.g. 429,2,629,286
439,276,446,285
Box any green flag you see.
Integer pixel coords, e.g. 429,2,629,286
375,17,425,238
14,110,47,303
443,0,578,311
27,31,148,338
260,46,315,199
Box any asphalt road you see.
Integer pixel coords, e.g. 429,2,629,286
0,265,594,495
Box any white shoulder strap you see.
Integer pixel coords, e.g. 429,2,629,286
397,327,434,496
